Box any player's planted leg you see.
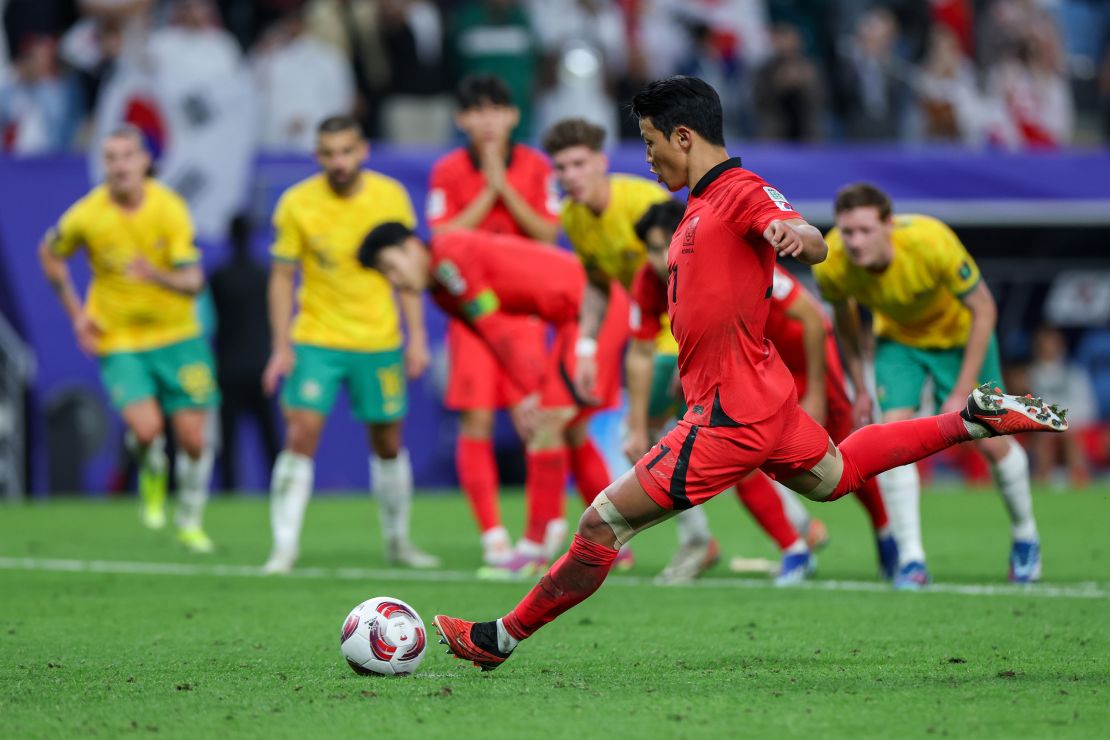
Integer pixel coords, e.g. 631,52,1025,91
434,468,672,671
172,409,215,553
369,422,439,569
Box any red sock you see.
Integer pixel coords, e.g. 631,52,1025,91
457,437,500,533
523,448,567,544
831,413,969,499
736,473,800,550
853,478,889,531
569,438,611,507
502,533,618,640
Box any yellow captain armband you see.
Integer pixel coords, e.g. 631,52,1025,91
462,289,500,320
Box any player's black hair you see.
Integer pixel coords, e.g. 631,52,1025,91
455,73,514,110
359,222,416,269
634,200,687,244
629,76,725,146
317,114,364,137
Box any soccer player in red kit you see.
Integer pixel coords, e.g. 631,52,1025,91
431,76,1069,671
630,201,897,581
358,224,629,577
426,75,562,566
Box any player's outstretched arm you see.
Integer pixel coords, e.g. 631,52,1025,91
623,338,656,462
764,219,828,265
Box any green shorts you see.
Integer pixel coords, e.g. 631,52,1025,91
874,335,1004,413
648,353,685,420
282,344,406,423
99,337,220,414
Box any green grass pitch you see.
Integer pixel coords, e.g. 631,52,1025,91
2,486,1108,738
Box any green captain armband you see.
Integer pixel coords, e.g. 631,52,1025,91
462,289,500,320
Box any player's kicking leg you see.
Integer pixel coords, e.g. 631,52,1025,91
435,467,672,670
171,408,216,553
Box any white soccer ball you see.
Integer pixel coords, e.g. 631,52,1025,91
340,596,427,676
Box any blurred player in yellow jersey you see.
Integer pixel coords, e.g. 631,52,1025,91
261,116,438,573
38,126,219,552
815,183,1040,589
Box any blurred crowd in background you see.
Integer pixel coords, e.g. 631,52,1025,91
2,0,1110,154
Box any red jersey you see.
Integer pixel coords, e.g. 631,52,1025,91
629,263,668,342
669,158,802,426
428,230,585,394
763,266,830,375
426,144,560,235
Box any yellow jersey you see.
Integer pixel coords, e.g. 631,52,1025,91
560,174,677,353
272,171,416,352
50,179,202,355
815,214,982,349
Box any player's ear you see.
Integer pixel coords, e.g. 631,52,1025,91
672,125,693,152
507,106,520,130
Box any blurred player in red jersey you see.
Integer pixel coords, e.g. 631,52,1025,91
425,75,563,567
429,76,1068,671
629,201,898,583
359,224,628,577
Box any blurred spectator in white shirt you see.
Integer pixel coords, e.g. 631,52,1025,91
252,10,354,152
917,24,985,145
0,34,80,152
530,0,626,144
1027,326,1097,487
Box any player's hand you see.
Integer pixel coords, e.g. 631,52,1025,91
72,312,102,356
509,393,541,442
480,144,507,194
404,335,430,380
852,390,874,428
764,220,804,259
623,425,651,463
940,391,967,415
127,256,157,283
572,354,601,406
800,389,827,427
262,345,295,397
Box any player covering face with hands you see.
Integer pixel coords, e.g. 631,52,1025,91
428,76,1070,672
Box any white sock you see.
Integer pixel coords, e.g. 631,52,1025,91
270,451,314,555
515,538,546,558
878,463,925,567
773,481,812,534
174,450,213,530
371,449,412,544
495,618,520,653
542,518,568,560
674,506,712,546
991,440,1038,542
784,538,808,555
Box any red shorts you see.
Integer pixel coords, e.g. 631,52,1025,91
444,316,547,410
634,392,830,509
540,283,629,425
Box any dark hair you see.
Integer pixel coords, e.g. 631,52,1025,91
317,114,363,137
455,74,514,110
834,183,893,220
542,118,605,155
634,200,687,243
359,222,415,269
630,76,725,146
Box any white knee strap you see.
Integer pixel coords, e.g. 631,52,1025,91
591,491,635,547
804,447,844,502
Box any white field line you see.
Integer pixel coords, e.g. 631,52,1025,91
0,556,1106,600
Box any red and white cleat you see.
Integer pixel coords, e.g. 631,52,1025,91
962,384,1068,437
433,615,512,672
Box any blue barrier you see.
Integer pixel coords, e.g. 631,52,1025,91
2,145,1109,494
